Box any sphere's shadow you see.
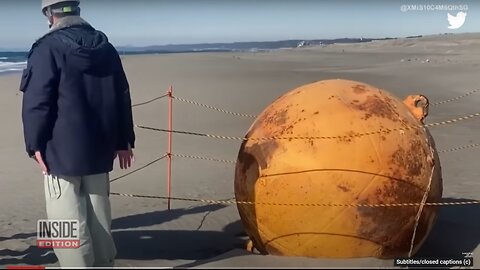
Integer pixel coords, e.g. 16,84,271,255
416,197,480,258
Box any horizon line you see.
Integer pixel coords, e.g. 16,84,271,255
1,32,477,52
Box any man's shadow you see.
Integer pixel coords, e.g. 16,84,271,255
113,217,245,261
416,197,480,258
112,203,245,261
0,236,56,266
0,204,245,266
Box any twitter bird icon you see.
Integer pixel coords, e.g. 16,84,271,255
447,11,467,29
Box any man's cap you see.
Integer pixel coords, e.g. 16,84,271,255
41,0,80,14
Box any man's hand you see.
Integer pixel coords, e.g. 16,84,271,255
34,151,49,175
115,149,134,170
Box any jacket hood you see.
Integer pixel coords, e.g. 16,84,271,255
66,30,113,72
50,17,114,73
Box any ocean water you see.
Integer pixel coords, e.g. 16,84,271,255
0,52,28,74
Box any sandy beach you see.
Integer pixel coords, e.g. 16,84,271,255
0,33,479,268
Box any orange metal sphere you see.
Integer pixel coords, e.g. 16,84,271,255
234,79,442,259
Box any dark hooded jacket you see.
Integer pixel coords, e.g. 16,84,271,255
21,20,135,176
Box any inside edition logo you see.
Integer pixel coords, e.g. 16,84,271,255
37,219,80,249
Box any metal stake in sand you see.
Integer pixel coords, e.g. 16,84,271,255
167,85,173,210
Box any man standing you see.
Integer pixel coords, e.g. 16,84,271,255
20,0,135,266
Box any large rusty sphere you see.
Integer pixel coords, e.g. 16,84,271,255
234,79,442,259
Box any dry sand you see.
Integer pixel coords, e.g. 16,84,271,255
0,33,479,268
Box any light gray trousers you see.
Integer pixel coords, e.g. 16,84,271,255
44,173,116,267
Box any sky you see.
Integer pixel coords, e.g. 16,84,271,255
0,0,479,50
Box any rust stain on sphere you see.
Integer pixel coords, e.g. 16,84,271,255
234,79,443,259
